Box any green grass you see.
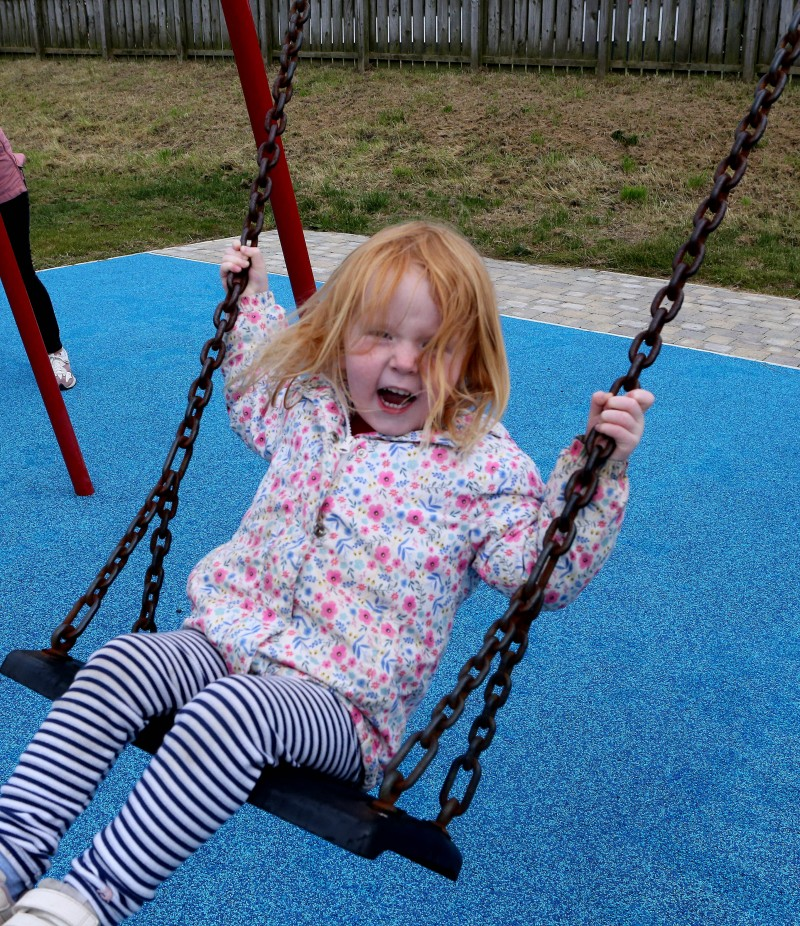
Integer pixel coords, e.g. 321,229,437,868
2,57,798,299
620,185,648,202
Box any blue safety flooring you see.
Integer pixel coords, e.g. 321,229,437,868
1,252,799,925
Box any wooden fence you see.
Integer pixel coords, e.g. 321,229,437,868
0,0,797,78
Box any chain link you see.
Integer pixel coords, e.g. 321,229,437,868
379,9,800,827
49,0,311,654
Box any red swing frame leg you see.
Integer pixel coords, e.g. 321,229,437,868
220,0,317,309
0,218,94,497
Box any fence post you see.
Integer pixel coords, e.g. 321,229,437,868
95,0,112,57
596,0,612,77
356,0,368,72
470,0,483,68
742,0,761,81
27,0,45,57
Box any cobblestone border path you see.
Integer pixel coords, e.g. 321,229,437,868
152,231,800,370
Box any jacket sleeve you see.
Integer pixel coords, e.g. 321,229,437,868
220,291,290,461
471,437,629,609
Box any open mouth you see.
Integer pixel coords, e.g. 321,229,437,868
378,387,417,410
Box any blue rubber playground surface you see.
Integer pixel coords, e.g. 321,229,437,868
1,253,799,925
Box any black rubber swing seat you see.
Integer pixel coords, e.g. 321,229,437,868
0,648,462,881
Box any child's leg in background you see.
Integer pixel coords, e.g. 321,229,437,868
65,674,362,925
0,629,227,899
0,192,63,354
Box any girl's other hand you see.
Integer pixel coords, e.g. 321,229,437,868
220,241,269,296
586,389,655,461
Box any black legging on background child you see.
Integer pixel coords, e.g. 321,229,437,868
0,192,62,353
0,126,75,389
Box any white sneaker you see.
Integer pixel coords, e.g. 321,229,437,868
0,870,13,925
48,348,76,390
6,880,98,926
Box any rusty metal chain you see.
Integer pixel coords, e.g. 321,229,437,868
49,0,311,655
379,9,800,827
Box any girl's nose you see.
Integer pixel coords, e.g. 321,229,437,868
391,341,420,373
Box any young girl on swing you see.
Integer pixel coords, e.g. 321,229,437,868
0,221,653,926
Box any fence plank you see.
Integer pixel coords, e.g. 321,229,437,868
110,0,122,50
400,0,412,52
147,0,158,47
627,0,645,65
84,0,96,49
526,0,541,59
27,0,44,54
389,0,401,55
725,0,746,64
4,2,16,48
438,0,448,55
137,0,148,47
211,0,223,50
419,0,432,54
132,0,143,47
200,0,210,50
540,0,555,57
50,0,63,48
160,0,171,49
643,0,660,63
691,0,712,65
759,0,780,63
67,0,80,49
342,0,354,53
412,0,423,52
595,0,609,72
333,0,344,51
707,0,726,64
0,4,12,49
375,0,387,56
0,5,10,48
584,0,599,58
123,0,135,47
451,0,462,56
660,0,678,64
673,0,693,63
778,0,794,35
568,0,582,56
319,0,331,50
611,0,626,62
45,0,57,47
554,0,569,56
511,0,526,58
484,0,498,55
742,0,761,80
494,0,510,57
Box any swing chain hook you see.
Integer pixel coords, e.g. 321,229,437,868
49,2,310,655
380,14,800,828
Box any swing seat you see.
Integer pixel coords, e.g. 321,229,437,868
0,649,462,881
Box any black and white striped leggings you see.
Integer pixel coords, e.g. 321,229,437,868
0,629,362,924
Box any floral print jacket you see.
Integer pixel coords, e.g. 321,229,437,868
185,292,630,787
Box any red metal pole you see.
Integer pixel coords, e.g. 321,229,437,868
220,0,317,308
0,218,94,496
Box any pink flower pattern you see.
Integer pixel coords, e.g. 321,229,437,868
184,292,629,788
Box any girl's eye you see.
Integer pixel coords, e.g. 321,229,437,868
370,330,392,340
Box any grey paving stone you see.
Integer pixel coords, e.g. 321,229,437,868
150,231,800,371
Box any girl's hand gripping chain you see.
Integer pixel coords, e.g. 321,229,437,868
586,389,655,461
220,241,269,297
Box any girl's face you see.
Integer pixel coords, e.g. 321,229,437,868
344,266,462,436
